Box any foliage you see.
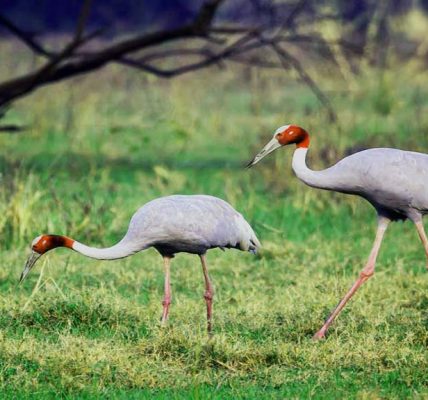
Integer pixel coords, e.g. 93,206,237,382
0,46,427,398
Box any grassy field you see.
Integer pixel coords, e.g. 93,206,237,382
0,50,428,398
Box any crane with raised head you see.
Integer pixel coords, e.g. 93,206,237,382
247,124,428,339
20,195,260,335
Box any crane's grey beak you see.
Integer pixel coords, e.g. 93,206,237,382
246,138,282,168
19,251,42,283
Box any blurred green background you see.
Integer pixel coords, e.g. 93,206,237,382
0,1,428,399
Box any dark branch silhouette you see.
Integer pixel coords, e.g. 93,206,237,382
0,14,52,57
0,0,352,128
270,41,337,122
0,124,28,133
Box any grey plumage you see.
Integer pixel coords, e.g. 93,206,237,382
297,148,428,221
121,194,260,334
123,194,260,256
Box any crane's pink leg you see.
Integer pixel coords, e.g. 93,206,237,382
313,216,390,340
414,221,428,270
160,256,172,326
200,254,214,335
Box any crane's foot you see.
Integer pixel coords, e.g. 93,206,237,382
312,328,327,341
204,291,213,336
160,298,171,326
207,322,213,338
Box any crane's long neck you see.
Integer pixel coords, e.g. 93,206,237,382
45,235,141,260
71,239,140,260
291,147,336,191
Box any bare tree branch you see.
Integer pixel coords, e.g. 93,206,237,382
270,41,337,122
117,31,258,78
0,0,225,109
210,25,258,34
276,0,309,34
0,0,96,110
74,0,93,42
0,14,52,57
281,34,363,54
193,0,224,33
29,0,93,84
0,124,28,133
0,0,349,127
136,48,216,64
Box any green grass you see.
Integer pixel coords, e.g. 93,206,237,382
0,47,428,398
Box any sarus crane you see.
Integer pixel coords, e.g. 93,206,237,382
247,124,428,339
20,195,260,335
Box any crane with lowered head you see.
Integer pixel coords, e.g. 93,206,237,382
20,194,260,335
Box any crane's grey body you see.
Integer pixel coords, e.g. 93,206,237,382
249,125,428,339
293,148,428,221
122,195,260,256
22,194,259,335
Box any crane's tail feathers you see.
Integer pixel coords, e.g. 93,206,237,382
248,237,261,254
234,214,260,253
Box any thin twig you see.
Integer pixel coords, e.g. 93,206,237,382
0,124,28,133
270,41,337,121
0,14,53,57
118,31,259,78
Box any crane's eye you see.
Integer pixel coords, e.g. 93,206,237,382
275,133,282,139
